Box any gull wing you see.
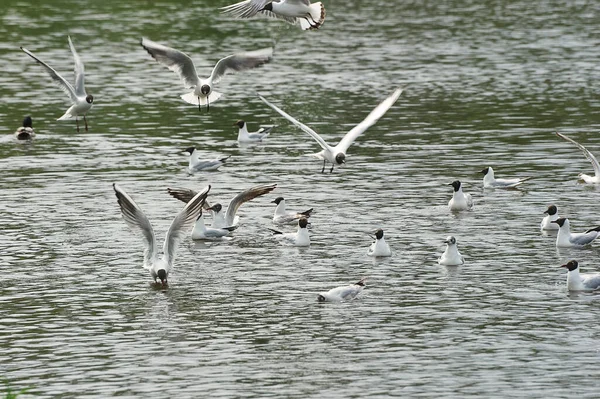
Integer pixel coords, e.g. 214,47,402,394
570,231,598,246
336,87,403,153
113,183,157,268
68,36,86,97
163,185,210,269
21,46,77,102
220,0,271,18
582,274,600,290
259,94,332,152
210,47,273,85
167,187,214,211
225,183,277,226
556,132,600,178
140,38,200,89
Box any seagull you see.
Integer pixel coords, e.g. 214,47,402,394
184,147,230,173
556,132,600,184
168,183,277,229
14,116,35,140
113,183,210,286
317,278,366,302
272,197,313,224
259,87,403,173
141,37,273,112
191,209,238,240
438,236,464,266
367,229,392,257
560,260,600,291
21,36,93,132
220,0,326,30
480,167,531,188
235,120,273,142
269,217,310,246
540,205,560,231
552,217,600,248
448,180,473,211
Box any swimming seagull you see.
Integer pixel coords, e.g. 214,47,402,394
272,197,313,224
438,236,464,266
184,147,230,173
540,205,560,231
168,183,277,229
21,37,94,132
317,278,366,302
367,229,392,257
556,132,600,184
140,38,273,112
235,120,273,142
448,180,473,211
191,209,238,240
480,167,531,188
220,0,326,30
113,183,210,286
560,260,600,291
552,217,600,248
269,217,310,246
14,116,35,140
259,88,403,173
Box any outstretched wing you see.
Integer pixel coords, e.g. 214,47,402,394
210,47,273,85
225,183,277,226
113,183,157,268
336,87,403,153
556,132,600,178
141,37,200,89
163,185,211,268
68,36,86,97
21,45,77,102
220,0,271,18
259,94,332,152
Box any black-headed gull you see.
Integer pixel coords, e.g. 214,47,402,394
448,180,473,212
259,88,403,173
272,196,313,224
141,38,273,112
556,132,600,184
113,183,210,286
540,205,559,231
168,184,277,229
191,209,238,240
480,166,531,188
269,217,310,246
560,260,600,291
21,37,93,132
438,236,464,266
552,217,600,248
367,229,391,257
14,116,35,140
235,120,273,143
220,0,326,30
317,278,366,302
184,147,230,173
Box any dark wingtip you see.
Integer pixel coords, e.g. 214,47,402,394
302,208,313,217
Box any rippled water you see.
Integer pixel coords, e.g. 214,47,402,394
2,0,600,397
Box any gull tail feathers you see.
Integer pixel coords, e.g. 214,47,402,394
180,91,223,106
299,2,326,30
268,228,283,235
57,112,73,120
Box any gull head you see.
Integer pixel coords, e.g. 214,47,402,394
207,203,222,213
298,218,309,229
23,116,33,128
551,217,567,227
480,167,490,175
449,180,462,192
544,205,558,215
184,146,196,155
335,153,346,165
86,94,94,104
157,269,168,286
317,294,327,302
200,84,211,95
234,120,245,128
561,260,578,271
444,236,457,245
271,197,284,205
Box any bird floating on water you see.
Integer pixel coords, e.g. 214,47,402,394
367,229,392,257
14,116,35,140
552,217,600,248
540,204,560,231
235,120,273,143
560,260,600,291
438,236,464,266
220,0,326,30
317,278,366,302
271,196,313,224
448,180,473,212
191,209,238,240
184,147,230,173
481,166,531,189
269,217,310,247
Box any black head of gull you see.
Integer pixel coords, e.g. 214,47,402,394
317,294,326,302
86,94,94,104
298,218,309,228
207,203,222,213
157,269,168,286
444,236,457,245
480,167,490,175
184,146,196,154
271,197,284,205
552,217,567,227
234,120,245,128
544,205,558,215
200,85,211,95
561,260,578,271
374,229,384,240
449,180,462,192
22,116,33,128
335,153,346,165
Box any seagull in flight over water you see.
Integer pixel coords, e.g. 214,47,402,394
141,38,273,112
556,132,600,184
113,183,210,286
21,36,94,132
259,88,403,173
220,0,326,30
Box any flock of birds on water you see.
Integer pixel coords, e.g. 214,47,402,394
11,0,600,298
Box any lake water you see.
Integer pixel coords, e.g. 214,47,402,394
1,0,600,397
